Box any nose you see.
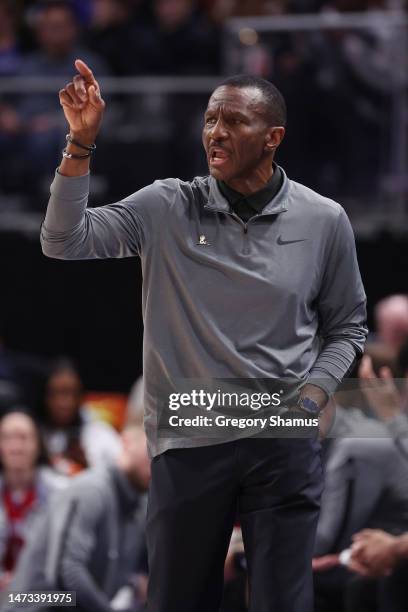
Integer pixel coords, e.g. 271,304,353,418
209,117,228,141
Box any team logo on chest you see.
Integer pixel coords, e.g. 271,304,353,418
197,234,210,246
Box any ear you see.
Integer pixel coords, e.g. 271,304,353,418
264,127,285,153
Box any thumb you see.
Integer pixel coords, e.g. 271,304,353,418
359,355,375,380
379,366,393,380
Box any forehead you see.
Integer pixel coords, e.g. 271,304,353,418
38,7,75,25
206,85,265,116
1,413,35,435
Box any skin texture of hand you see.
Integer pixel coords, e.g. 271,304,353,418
358,355,402,422
312,554,340,572
350,529,400,577
58,59,105,177
59,58,105,143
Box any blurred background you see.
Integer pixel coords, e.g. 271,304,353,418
0,1,408,611
0,0,407,393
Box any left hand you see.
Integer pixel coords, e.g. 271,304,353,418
300,384,328,412
350,529,399,577
299,384,336,439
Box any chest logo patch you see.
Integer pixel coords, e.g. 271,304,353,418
277,236,307,245
197,234,210,246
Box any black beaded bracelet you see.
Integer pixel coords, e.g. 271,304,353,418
62,147,91,160
66,133,96,152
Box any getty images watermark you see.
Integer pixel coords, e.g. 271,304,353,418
164,388,319,433
168,388,283,411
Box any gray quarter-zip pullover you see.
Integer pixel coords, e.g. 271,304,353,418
40,167,367,457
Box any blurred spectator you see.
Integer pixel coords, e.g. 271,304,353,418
374,295,408,354
88,0,143,75
313,413,408,611
358,340,408,438
0,0,24,194
0,324,49,415
339,340,408,611
332,341,396,418
2,424,150,612
129,0,221,75
0,411,66,592
38,359,121,476
0,0,109,202
0,0,22,76
20,0,107,73
200,0,290,20
313,340,408,610
346,529,408,612
325,0,389,11
126,376,144,427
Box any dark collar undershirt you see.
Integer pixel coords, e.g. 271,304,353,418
217,163,283,223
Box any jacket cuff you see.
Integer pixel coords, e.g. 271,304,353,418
51,168,90,201
305,369,340,397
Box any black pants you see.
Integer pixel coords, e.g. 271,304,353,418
146,437,323,612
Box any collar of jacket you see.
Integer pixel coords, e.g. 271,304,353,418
205,165,290,217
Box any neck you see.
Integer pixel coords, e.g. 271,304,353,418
225,161,274,195
4,468,35,491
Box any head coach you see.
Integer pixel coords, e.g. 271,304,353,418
40,59,368,612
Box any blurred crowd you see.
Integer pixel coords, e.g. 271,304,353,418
0,0,406,209
0,293,408,611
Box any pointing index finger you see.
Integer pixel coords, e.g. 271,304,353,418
75,59,96,84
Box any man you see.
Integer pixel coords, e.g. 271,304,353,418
9,1,108,200
312,407,408,612
374,295,408,354
347,528,408,612
313,342,408,612
1,424,150,612
40,60,367,612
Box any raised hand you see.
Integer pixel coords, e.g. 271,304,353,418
358,355,401,422
59,59,105,144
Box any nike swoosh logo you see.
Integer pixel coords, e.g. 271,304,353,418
277,236,307,245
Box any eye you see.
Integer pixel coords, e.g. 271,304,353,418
233,119,242,125
205,117,216,125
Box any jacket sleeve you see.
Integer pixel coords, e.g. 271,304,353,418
56,490,113,612
308,207,368,396
315,439,383,556
40,170,177,260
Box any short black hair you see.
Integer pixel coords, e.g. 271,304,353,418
35,0,78,20
218,74,287,127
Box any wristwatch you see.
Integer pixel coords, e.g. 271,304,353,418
297,396,321,416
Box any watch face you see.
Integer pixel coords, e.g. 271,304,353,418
300,397,320,415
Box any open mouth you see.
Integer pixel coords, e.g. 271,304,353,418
209,148,230,167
